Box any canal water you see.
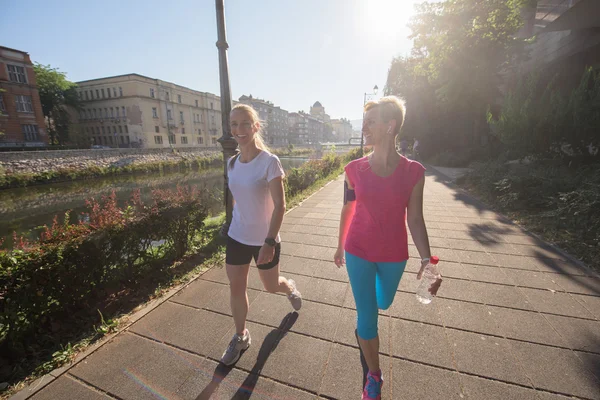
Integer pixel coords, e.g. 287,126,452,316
0,157,309,247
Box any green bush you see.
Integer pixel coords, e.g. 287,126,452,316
0,186,209,362
488,67,600,162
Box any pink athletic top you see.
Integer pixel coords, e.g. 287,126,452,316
344,155,426,262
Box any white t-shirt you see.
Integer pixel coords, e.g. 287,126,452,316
227,150,285,246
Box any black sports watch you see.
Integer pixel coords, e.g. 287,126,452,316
264,237,277,247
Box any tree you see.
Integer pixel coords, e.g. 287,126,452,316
33,63,82,145
385,0,531,159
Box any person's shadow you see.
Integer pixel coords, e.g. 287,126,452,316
195,312,299,400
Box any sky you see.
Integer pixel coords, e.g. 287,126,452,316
1,0,421,121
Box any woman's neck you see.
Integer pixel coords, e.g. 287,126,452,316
370,141,400,169
239,142,262,162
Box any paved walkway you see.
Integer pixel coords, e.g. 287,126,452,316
13,170,600,400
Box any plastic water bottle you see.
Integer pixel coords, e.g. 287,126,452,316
416,256,440,305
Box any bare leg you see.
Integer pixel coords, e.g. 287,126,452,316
226,263,250,335
258,264,292,294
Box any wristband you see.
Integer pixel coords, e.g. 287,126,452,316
421,257,430,264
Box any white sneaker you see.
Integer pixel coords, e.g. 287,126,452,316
220,329,251,366
287,279,302,311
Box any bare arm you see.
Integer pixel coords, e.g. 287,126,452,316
406,175,432,278
334,174,356,267
257,176,286,265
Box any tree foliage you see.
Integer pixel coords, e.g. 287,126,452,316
385,0,531,160
33,63,81,145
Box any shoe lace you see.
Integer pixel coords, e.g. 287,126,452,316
365,375,381,398
227,335,242,352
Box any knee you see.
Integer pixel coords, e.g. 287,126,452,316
229,282,247,296
356,313,378,340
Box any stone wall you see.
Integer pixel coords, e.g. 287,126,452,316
0,147,221,174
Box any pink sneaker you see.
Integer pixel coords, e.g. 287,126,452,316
362,371,383,400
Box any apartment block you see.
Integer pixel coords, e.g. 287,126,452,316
0,46,48,147
238,95,289,146
75,74,222,148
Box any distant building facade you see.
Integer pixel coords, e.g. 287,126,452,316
238,95,289,146
0,46,48,147
330,118,353,143
75,74,222,148
309,101,331,123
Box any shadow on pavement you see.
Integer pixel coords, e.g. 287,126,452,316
195,312,299,400
467,222,514,244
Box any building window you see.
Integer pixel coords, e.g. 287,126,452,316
197,128,202,135
181,136,188,144
86,110,92,119
0,95,5,112
195,100,198,107
104,108,108,118
118,126,123,133
113,88,117,97
108,88,112,98
7,65,27,83
124,125,128,133
211,115,215,124
212,137,217,145
166,92,169,101
108,136,113,144
179,111,184,122
22,125,39,141
126,136,130,144
102,126,106,134
150,88,155,98
182,128,185,134
178,94,182,103
122,106,126,116
95,126,100,134
168,135,175,144
120,136,125,144
210,102,213,109
152,107,158,118
167,110,172,120
110,107,114,118
113,126,117,134
15,95,33,112
85,91,89,100
116,107,120,117
155,126,159,133
154,136,163,144
197,137,203,144
101,88,105,98
119,87,123,96
96,89,100,99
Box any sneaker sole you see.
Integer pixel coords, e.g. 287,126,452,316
221,338,251,366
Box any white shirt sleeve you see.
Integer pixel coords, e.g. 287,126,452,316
266,155,285,182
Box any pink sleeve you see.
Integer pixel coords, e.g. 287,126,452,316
344,162,356,187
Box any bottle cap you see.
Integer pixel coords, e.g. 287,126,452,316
430,256,439,264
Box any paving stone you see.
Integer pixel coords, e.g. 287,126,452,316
70,333,210,400
389,358,464,400
9,375,55,400
301,277,349,306
504,269,562,291
464,264,517,285
523,289,596,319
474,282,535,311
281,242,332,260
199,265,229,285
259,331,331,393
436,278,486,304
460,374,541,400
447,329,531,386
173,279,261,316
571,293,600,319
334,307,391,354
440,261,481,281
319,344,391,400
438,298,504,337
129,302,232,356
283,232,338,248
390,318,454,369
279,254,319,277
489,307,568,347
311,260,349,282
545,274,600,296
30,376,110,400
387,291,443,326
529,258,590,276
545,314,600,353
510,340,600,399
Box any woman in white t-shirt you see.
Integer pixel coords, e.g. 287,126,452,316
220,104,302,366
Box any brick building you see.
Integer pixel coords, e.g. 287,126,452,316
0,46,48,147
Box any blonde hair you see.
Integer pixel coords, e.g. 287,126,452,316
364,96,406,136
229,104,270,169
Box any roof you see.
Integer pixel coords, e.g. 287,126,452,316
313,101,323,108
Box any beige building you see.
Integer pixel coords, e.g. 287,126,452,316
330,118,353,143
75,74,222,148
309,101,331,123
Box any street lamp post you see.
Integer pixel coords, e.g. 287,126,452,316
215,0,237,229
360,85,378,156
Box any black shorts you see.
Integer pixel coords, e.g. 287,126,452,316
226,237,281,270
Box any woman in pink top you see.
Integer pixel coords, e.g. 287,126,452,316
333,96,438,400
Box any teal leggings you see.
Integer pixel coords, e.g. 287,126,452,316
346,252,407,340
